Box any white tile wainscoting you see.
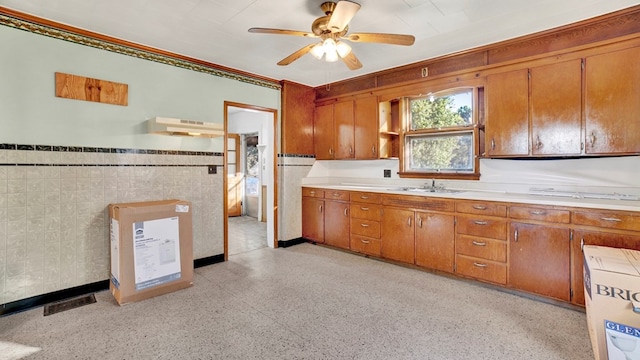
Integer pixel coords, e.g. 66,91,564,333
0,144,224,305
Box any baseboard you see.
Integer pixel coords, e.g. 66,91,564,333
1,255,226,317
0,280,109,317
193,254,225,268
278,237,308,248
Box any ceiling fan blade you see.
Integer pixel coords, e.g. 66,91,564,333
327,0,361,33
248,27,317,38
341,51,363,70
344,33,415,46
277,43,316,66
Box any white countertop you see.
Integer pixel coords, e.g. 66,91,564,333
304,183,640,212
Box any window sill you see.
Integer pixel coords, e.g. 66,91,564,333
398,172,480,180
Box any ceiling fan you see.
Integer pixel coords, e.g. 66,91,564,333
248,1,415,70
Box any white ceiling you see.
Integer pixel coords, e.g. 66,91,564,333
1,0,639,87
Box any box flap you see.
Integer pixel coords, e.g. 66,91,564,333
584,245,640,277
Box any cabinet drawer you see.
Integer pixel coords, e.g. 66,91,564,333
456,234,506,262
302,187,324,198
350,219,381,238
456,201,507,217
456,216,507,240
509,206,570,224
350,235,381,256
350,204,382,221
350,191,382,204
456,254,507,285
573,210,640,232
324,189,349,201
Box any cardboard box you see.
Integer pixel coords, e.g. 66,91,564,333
583,245,640,360
109,200,193,305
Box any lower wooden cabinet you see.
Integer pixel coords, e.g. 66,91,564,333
415,211,455,273
301,196,324,243
508,223,571,301
324,199,350,249
571,229,640,306
302,188,349,248
456,254,507,284
303,186,640,307
381,207,415,263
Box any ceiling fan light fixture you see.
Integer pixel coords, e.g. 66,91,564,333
310,43,325,59
325,48,340,62
336,41,351,58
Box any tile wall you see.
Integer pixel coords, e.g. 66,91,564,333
0,144,224,304
277,154,315,242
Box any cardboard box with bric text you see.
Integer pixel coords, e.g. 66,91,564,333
583,245,640,360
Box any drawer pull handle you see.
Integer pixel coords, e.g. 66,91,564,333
514,229,519,242
472,241,486,246
309,191,316,195
407,216,412,227
580,238,584,251
344,208,348,216
473,220,488,225
319,205,323,213
530,210,546,215
360,223,370,228
472,205,487,210
332,193,341,197
360,207,369,211
417,216,423,228
361,240,370,244
361,196,369,199
473,262,488,268
601,217,622,222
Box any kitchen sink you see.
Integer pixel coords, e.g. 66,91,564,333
398,187,466,194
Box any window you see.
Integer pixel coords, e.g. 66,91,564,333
401,87,479,178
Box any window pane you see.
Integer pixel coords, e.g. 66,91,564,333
407,132,474,172
410,88,473,130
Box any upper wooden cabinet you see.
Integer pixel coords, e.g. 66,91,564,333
354,96,379,159
314,103,336,160
313,100,353,160
314,96,380,160
585,46,640,155
530,59,582,155
486,59,583,157
485,69,529,156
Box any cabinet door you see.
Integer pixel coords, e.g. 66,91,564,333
485,69,529,156
334,100,355,159
381,207,415,263
530,59,582,155
301,197,324,243
585,46,640,154
509,223,571,301
354,96,379,159
571,230,640,306
324,200,350,249
314,104,335,160
415,211,455,273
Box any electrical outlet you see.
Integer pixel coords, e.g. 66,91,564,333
208,165,216,174
384,169,391,178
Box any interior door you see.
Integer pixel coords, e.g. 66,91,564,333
227,134,242,217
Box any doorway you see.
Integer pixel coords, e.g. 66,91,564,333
224,102,278,260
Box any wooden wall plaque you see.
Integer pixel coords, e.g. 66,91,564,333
55,72,128,106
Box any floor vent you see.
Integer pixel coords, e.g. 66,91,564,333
43,294,96,316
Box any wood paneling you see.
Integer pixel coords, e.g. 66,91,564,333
55,72,128,106
281,81,315,155
314,6,640,99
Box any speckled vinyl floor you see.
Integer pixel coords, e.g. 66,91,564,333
0,243,593,360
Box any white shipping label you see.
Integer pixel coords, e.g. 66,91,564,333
110,218,120,288
132,217,182,291
175,204,189,213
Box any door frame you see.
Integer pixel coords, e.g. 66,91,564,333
223,101,278,260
